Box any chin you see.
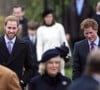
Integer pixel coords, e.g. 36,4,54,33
51,72,58,75
8,36,15,40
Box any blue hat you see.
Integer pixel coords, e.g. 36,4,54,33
41,49,60,63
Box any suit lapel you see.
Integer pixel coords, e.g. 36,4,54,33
98,38,100,47
10,38,18,56
84,39,90,53
7,38,21,65
26,36,30,41
84,38,100,53
74,1,79,16
1,36,10,55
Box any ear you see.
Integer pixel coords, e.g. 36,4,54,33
17,27,20,33
22,11,25,16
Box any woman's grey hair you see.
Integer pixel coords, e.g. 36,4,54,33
38,56,65,75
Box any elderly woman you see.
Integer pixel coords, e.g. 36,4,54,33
29,48,71,90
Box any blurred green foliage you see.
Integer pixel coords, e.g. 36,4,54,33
20,0,43,21
0,16,5,34
0,0,99,42
65,67,72,79
21,0,99,23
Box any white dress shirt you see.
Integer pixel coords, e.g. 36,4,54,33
4,35,16,52
88,36,99,50
29,35,36,44
92,74,100,84
76,0,84,15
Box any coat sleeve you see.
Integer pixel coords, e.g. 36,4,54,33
36,27,44,61
63,5,70,34
59,24,71,57
22,41,38,86
72,43,81,80
28,78,36,90
8,72,21,90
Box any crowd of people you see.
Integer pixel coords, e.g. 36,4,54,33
0,0,100,90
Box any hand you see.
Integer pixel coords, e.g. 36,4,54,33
66,34,70,41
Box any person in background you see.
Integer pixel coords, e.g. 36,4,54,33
72,18,100,80
36,8,71,62
29,48,71,90
0,65,21,90
68,49,100,90
0,15,35,90
64,0,94,49
92,1,100,37
12,5,28,37
23,20,39,85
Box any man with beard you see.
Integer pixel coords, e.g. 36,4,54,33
0,15,35,90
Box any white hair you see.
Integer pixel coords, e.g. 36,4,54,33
38,56,65,75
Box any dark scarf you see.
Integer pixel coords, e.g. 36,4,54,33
42,72,61,86
43,20,55,27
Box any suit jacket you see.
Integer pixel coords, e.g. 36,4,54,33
19,17,28,37
68,75,99,90
92,14,100,37
29,73,71,90
23,36,37,66
72,39,100,80
23,36,39,83
0,35,35,81
64,0,94,47
0,65,21,90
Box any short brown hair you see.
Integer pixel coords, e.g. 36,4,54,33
27,20,39,30
5,15,19,26
85,49,100,75
81,18,98,31
13,5,25,11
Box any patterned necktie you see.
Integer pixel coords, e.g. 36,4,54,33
7,41,12,54
90,42,94,50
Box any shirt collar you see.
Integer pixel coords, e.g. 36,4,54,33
76,0,84,5
88,36,99,46
92,74,100,83
4,35,16,44
96,12,100,15
29,35,36,41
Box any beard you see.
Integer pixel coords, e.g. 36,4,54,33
6,33,16,40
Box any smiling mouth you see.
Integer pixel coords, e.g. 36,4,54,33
8,33,15,35
51,69,57,71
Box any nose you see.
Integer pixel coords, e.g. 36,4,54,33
9,29,14,33
52,63,57,67
87,33,91,38
10,29,14,31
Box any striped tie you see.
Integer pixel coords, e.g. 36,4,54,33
90,42,94,50
7,41,12,54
